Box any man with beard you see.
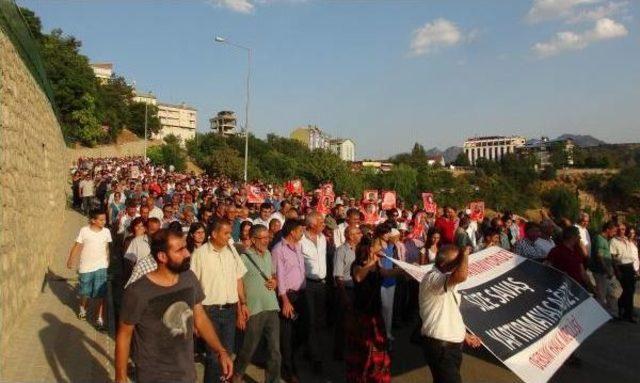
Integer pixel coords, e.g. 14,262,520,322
115,228,233,383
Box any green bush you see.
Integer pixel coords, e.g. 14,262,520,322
147,135,187,171
543,186,580,221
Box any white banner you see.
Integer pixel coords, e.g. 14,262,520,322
386,247,610,383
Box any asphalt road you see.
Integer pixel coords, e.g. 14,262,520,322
196,291,640,383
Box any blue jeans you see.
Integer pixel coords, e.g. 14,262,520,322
204,305,237,383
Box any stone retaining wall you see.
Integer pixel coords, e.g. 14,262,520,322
0,30,67,344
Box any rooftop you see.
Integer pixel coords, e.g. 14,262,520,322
524,137,573,148
158,102,197,111
465,135,524,141
90,62,113,69
134,92,156,99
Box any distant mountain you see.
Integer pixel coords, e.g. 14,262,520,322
425,147,442,157
419,146,462,164
443,146,463,163
557,134,606,147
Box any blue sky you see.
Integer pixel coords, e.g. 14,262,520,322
18,0,640,159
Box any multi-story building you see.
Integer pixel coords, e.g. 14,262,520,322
351,160,394,173
90,63,113,84
330,138,356,162
517,137,575,168
155,102,197,144
290,125,330,150
210,110,238,136
463,135,526,165
132,91,157,106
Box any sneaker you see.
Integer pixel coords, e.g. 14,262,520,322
96,318,105,331
78,307,87,320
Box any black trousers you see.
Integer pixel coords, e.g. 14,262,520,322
422,337,463,383
617,263,636,319
333,287,355,358
304,280,327,363
280,290,306,378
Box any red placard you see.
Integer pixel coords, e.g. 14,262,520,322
321,183,334,199
363,190,378,204
246,185,265,204
361,202,380,225
469,201,485,221
422,192,437,214
381,191,397,210
316,183,334,215
317,194,332,215
285,179,304,195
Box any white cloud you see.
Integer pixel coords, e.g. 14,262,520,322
565,1,629,24
209,0,307,13
212,0,255,13
532,17,628,57
526,0,601,23
409,18,473,56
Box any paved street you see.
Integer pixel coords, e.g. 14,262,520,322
2,208,639,383
0,209,113,383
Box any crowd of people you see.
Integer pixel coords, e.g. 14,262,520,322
67,156,640,383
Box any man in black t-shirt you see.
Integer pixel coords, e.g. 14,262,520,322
115,229,233,383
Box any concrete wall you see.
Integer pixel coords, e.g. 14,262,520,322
0,30,68,341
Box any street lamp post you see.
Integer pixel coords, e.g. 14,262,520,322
144,101,148,163
214,36,252,183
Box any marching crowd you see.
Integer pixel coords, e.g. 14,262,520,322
67,156,639,383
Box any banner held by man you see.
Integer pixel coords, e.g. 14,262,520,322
385,247,610,383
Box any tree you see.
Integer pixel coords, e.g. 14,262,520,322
540,166,557,181
128,102,160,138
411,143,427,157
19,7,44,41
95,76,133,140
543,186,580,221
378,165,418,204
39,29,100,145
20,6,155,146
549,143,569,169
147,135,187,171
202,147,244,179
453,152,470,167
301,149,351,187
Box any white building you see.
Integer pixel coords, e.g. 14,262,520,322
210,110,237,136
133,91,157,106
156,102,197,144
330,138,356,162
290,125,331,150
90,63,113,83
463,135,526,165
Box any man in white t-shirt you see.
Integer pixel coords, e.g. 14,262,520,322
419,244,481,383
269,200,291,226
68,209,112,330
575,212,591,259
79,174,95,215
